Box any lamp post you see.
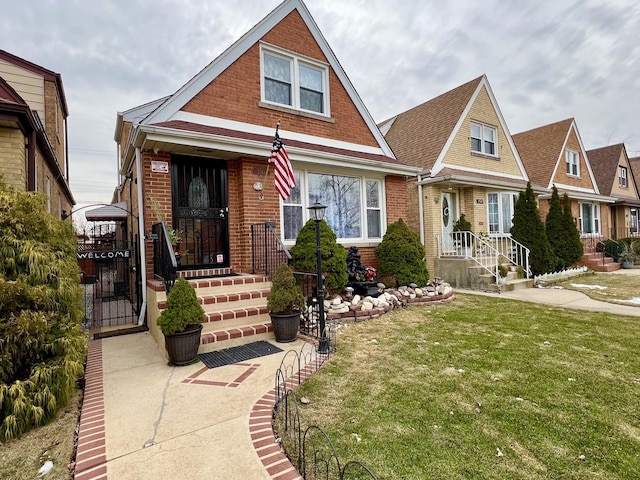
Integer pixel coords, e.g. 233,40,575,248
308,202,329,354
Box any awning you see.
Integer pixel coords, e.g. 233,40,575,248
85,202,129,221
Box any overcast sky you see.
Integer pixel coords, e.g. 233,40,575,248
1,0,638,211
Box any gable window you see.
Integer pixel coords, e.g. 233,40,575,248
579,202,600,235
487,192,518,235
282,171,383,242
619,166,628,188
566,150,580,177
262,46,328,115
471,122,496,156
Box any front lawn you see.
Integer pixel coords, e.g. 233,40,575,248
558,272,640,306
291,294,640,479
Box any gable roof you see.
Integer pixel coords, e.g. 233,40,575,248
381,75,528,183
0,76,26,105
586,143,627,197
0,49,68,117
513,118,600,195
382,76,482,171
138,0,393,159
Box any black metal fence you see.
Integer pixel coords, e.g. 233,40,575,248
293,272,337,350
273,344,378,480
152,222,177,292
251,222,291,278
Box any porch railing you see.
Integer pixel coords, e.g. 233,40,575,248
437,231,531,280
152,222,177,293
251,222,291,279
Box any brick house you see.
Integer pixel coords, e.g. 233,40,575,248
111,0,419,349
586,143,640,239
0,50,74,217
512,118,615,259
380,75,532,288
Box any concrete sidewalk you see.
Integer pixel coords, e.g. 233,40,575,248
74,270,640,480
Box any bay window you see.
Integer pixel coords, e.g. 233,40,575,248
282,170,383,242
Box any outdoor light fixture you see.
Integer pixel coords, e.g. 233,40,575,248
308,202,329,354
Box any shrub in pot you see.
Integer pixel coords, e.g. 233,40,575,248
157,278,205,365
267,265,305,343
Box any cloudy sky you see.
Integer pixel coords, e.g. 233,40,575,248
2,0,639,211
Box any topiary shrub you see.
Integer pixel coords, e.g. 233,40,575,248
267,264,305,315
290,219,347,295
157,278,205,336
0,186,86,441
375,218,429,287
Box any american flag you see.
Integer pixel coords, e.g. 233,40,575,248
269,130,296,201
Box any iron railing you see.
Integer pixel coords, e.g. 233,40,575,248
273,345,377,479
152,222,177,293
437,231,531,280
251,222,291,279
595,238,620,264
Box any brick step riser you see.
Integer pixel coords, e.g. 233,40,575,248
157,290,270,312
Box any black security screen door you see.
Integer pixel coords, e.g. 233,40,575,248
172,155,229,269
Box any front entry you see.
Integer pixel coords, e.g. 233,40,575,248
441,191,457,252
172,155,229,269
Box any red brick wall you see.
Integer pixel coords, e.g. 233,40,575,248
182,10,379,148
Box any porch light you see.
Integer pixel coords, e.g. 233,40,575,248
308,202,327,222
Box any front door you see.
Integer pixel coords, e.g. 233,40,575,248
172,155,229,269
441,191,456,252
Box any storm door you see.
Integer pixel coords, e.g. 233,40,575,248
172,155,229,269
441,192,457,252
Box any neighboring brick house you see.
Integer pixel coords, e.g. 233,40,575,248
0,50,74,217
512,119,614,245
587,143,640,239
380,75,530,278
113,0,419,284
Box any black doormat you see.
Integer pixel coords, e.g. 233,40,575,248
199,341,283,369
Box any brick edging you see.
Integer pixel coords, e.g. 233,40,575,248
249,350,330,480
74,339,108,480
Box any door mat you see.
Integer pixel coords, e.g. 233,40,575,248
199,341,283,369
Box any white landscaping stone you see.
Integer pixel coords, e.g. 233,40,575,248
332,296,342,305
352,294,361,305
362,301,373,311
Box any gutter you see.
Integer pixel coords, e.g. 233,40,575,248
135,147,147,326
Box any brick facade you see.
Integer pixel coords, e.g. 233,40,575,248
0,127,26,189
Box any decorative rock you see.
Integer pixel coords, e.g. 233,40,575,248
361,301,373,311
409,282,418,289
331,305,350,314
332,296,342,305
377,282,386,290
415,288,423,297
409,293,416,299
351,294,361,305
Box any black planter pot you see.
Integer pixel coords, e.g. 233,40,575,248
270,312,300,343
164,324,203,365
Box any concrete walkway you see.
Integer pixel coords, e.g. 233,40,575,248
74,269,640,480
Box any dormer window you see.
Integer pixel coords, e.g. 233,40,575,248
470,122,496,156
261,45,329,116
566,149,580,177
619,166,628,188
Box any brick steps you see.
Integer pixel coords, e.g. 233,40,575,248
579,252,621,272
157,273,276,352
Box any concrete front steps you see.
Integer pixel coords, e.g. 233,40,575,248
151,270,276,355
579,252,621,272
477,267,534,293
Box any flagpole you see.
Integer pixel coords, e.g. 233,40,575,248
263,121,281,182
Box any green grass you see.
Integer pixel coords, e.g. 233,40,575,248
289,294,640,479
557,272,640,306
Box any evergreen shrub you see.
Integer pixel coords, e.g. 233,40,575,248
267,265,305,315
157,278,205,336
0,186,86,441
290,219,347,294
375,218,429,287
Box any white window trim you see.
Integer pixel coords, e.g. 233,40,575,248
260,44,330,117
470,121,498,157
281,169,386,245
579,202,601,236
566,149,580,177
619,166,628,188
486,191,518,235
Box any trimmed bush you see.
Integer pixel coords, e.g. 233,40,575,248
375,218,429,287
157,278,205,336
290,219,347,295
267,265,305,315
0,186,86,441
546,187,583,270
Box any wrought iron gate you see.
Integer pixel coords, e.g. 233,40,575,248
77,222,142,332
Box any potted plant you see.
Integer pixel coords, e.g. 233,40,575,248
157,277,205,365
267,264,305,343
620,241,636,269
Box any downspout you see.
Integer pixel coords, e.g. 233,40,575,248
116,142,121,202
418,174,425,245
27,132,36,190
135,147,147,326
64,118,69,183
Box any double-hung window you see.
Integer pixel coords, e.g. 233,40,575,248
579,202,600,235
619,166,628,188
262,46,328,115
282,171,383,242
487,192,518,235
631,208,639,235
566,150,580,177
470,122,497,156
